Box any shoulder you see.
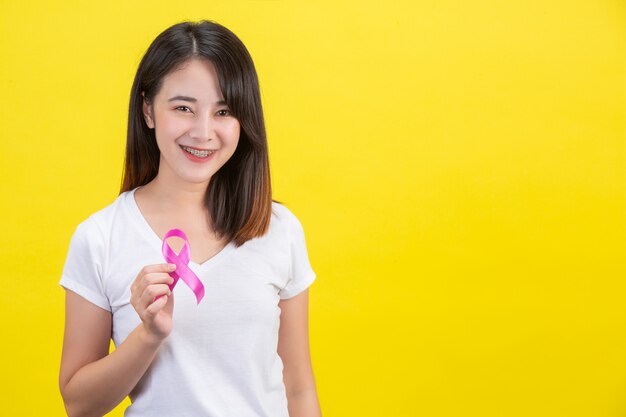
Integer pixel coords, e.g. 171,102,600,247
71,191,133,245
271,201,305,231
269,201,309,242
271,200,295,222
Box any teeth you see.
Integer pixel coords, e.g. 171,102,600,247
182,146,213,157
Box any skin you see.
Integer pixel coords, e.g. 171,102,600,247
59,58,322,417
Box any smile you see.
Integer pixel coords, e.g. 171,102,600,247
180,145,215,158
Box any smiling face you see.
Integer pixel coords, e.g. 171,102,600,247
142,58,241,188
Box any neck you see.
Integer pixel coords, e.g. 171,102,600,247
142,174,209,212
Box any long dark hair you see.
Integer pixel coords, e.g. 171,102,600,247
121,20,273,247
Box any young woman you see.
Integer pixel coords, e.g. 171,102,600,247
59,20,321,417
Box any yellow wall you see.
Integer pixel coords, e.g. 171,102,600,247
1,1,624,416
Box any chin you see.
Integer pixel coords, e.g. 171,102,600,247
186,176,214,185
172,171,212,185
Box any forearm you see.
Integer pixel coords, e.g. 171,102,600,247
61,324,163,417
287,388,322,417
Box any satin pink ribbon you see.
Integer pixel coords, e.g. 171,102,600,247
162,229,204,304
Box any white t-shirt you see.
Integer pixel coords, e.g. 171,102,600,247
59,188,316,417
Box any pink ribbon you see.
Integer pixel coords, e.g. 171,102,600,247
162,229,204,304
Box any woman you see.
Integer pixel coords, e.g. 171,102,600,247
59,20,321,417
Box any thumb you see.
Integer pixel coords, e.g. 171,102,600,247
164,290,174,313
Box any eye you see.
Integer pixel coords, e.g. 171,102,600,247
176,106,192,113
217,109,231,117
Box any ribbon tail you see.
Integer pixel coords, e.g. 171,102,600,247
163,263,203,303
178,264,205,304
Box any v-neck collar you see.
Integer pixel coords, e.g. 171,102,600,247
125,187,236,269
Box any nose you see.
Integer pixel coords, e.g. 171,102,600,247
192,112,214,142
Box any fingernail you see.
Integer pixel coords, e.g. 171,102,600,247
169,264,176,270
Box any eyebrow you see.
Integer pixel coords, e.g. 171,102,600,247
167,95,227,105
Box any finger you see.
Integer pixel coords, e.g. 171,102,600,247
132,265,175,300
141,284,172,305
133,264,175,285
130,274,166,299
163,291,174,313
141,272,175,288
134,283,171,312
140,263,177,275
146,295,168,316
133,273,175,299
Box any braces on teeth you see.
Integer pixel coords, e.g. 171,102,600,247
182,146,212,157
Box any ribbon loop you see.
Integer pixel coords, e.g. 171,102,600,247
162,229,205,304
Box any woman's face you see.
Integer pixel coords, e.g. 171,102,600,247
142,58,240,188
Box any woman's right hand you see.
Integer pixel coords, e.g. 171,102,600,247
61,265,176,416
130,263,176,342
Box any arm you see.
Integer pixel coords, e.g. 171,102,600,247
59,264,174,417
278,289,322,417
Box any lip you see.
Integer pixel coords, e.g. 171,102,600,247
179,145,217,163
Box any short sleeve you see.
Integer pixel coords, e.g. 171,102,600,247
59,217,111,311
279,211,317,300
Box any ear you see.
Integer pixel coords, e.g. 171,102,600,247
141,92,155,129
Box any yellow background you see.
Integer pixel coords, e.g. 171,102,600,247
1,1,624,416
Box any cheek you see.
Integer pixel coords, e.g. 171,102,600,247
227,121,241,145
216,119,240,149
157,113,188,139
